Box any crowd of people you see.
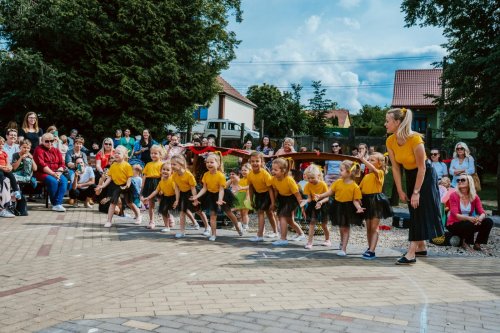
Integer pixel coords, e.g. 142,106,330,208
0,108,493,262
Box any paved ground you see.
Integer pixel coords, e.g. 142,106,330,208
1,203,500,333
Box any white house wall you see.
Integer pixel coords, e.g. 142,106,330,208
224,95,255,130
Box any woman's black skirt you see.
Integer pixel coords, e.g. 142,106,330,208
142,177,160,201
405,161,444,241
201,189,235,213
305,200,329,223
253,191,271,211
276,194,298,218
330,200,363,227
158,195,177,216
109,182,132,205
362,193,393,220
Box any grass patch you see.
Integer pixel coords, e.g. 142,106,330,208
222,155,239,171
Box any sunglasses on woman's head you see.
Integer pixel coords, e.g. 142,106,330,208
331,145,339,148
456,147,465,151
457,178,467,183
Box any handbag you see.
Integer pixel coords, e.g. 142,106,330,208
468,157,481,192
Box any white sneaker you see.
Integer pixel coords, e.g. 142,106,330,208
337,250,347,257
193,223,200,230
175,232,185,238
134,216,142,225
237,222,243,236
242,224,249,230
52,205,66,212
202,229,211,236
292,234,306,241
249,236,264,242
208,235,216,241
104,222,112,228
272,239,289,246
265,232,277,238
161,228,171,233
0,209,15,218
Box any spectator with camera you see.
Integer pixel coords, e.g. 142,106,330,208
69,157,96,208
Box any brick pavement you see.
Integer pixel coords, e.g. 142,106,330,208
0,202,499,332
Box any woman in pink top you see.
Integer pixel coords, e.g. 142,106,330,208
446,174,492,251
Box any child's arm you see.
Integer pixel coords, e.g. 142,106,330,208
269,186,276,210
354,199,365,213
358,155,377,173
11,155,23,171
294,191,306,218
315,189,333,201
192,184,206,201
121,176,132,190
143,189,159,202
216,186,225,206
31,158,38,172
173,184,180,209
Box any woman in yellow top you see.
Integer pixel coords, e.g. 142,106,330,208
140,145,164,228
191,153,243,241
143,162,176,231
385,108,443,265
269,158,306,246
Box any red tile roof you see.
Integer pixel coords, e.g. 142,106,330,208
391,69,442,107
217,76,257,108
305,109,351,128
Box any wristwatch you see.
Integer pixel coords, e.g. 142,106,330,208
413,190,420,195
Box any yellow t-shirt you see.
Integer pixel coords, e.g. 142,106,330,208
202,171,227,193
108,161,133,185
303,181,328,197
271,175,299,196
386,134,424,170
238,178,248,193
172,170,196,192
143,160,162,178
247,168,272,193
330,179,362,202
359,169,384,194
156,177,175,196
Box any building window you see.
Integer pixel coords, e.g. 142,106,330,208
412,115,428,133
193,106,208,120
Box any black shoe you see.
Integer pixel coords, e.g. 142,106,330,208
396,256,416,265
403,251,427,257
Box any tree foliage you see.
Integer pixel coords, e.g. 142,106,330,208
351,104,389,136
401,0,499,165
0,0,242,137
307,81,337,138
246,83,307,137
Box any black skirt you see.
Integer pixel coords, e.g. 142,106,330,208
158,195,177,216
253,191,271,211
178,190,199,212
142,177,160,201
276,194,298,218
109,182,132,205
201,189,235,213
305,200,329,223
330,200,363,227
405,161,444,241
362,193,393,220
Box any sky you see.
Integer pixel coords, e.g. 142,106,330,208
221,0,447,114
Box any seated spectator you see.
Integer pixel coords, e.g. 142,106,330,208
12,139,38,185
113,129,123,148
0,177,15,218
69,157,96,208
95,138,114,181
446,174,493,252
274,137,296,156
65,135,88,196
430,148,448,181
58,134,69,160
120,129,135,157
67,129,78,151
33,133,68,212
89,142,100,156
4,128,20,163
0,136,22,200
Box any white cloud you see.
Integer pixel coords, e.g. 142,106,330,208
340,17,361,30
339,0,361,9
305,15,321,33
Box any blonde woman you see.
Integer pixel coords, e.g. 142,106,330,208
385,108,443,265
274,137,295,156
449,142,475,187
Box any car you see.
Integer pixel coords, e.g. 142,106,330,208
203,119,259,140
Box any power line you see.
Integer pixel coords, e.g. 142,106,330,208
231,55,441,65
231,82,440,90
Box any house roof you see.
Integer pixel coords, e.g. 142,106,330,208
325,109,350,127
217,76,257,108
391,69,442,108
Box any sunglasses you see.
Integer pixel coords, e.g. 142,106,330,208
44,140,55,143
331,145,339,148
456,147,465,151
457,178,468,183
104,143,112,145
430,153,439,156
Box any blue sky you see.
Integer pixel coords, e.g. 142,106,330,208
221,0,447,113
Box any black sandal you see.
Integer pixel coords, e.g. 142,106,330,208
396,256,416,265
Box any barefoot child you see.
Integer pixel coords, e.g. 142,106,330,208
227,164,252,231
315,160,365,256
140,145,163,229
358,152,393,259
270,157,306,246
96,146,142,228
301,164,331,249
143,162,177,232
247,152,279,241
170,154,210,238
191,153,243,241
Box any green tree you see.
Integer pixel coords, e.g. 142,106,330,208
307,81,337,138
0,0,242,138
401,0,499,167
351,104,389,135
246,83,307,137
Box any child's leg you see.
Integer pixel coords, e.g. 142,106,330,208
279,216,288,240
4,172,20,192
179,211,186,233
126,200,141,219
186,210,196,226
257,211,265,237
287,216,304,236
168,213,175,227
107,203,116,223
307,221,315,245
241,209,249,227
161,214,169,227
210,212,217,236
340,226,350,252
367,218,380,252
321,221,330,242
196,210,209,229
265,209,278,234
148,201,155,223
224,208,242,234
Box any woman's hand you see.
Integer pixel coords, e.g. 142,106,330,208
216,200,225,206
410,192,420,208
398,190,408,203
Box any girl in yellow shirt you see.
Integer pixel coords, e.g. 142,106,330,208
171,154,209,238
358,152,393,260
315,160,365,256
143,162,176,232
191,153,242,241
301,164,330,249
141,145,164,229
96,145,142,228
270,158,306,246
227,163,252,231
